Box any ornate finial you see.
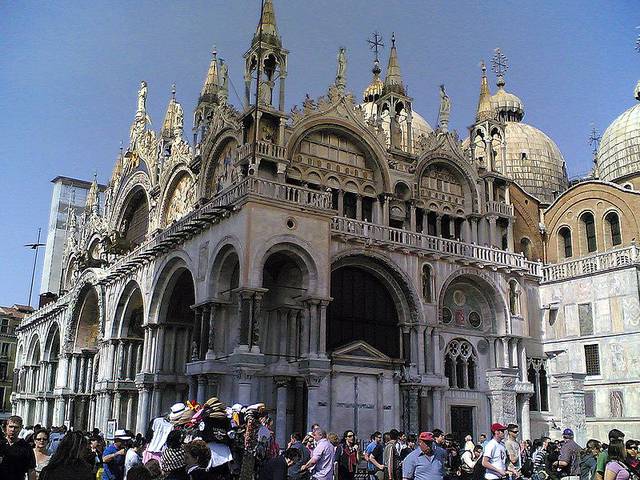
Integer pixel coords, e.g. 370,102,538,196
211,44,217,58
492,48,509,87
588,124,601,156
391,32,396,48
476,60,493,122
480,60,487,75
368,31,384,63
171,83,176,100
119,140,123,154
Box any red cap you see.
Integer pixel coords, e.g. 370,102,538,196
419,432,434,442
490,422,507,433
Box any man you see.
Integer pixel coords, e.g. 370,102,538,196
301,427,334,480
261,448,302,480
479,435,487,446
384,429,401,480
504,424,521,471
595,429,625,480
365,431,385,480
554,429,581,480
0,416,36,480
444,434,461,479
482,422,518,480
401,435,417,461
103,429,131,480
402,431,444,480
431,430,447,465
288,432,311,480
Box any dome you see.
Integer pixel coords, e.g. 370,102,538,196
500,122,568,203
491,76,524,122
596,94,640,183
360,102,433,151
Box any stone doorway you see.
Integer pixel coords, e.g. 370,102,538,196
450,405,473,443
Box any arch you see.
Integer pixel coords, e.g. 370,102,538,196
209,241,241,300
109,170,152,230
112,280,145,338
159,167,196,227
43,322,61,361
27,334,41,365
580,211,597,254
438,270,508,335
199,131,243,199
118,187,150,248
71,285,101,352
444,338,477,390
604,210,622,248
421,263,434,303
558,226,573,259
148,255,196,325
286,118,391,192
252,236,320,295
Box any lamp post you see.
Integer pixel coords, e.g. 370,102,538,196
25,227,45,307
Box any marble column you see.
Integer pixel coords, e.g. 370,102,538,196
488,215,498,247
206,303,217,359
274,377,289,449
251,292,264,353
554,373,587,445
126,393,135,430
193,307,202,360
155,327,166,373
520,396,531,442
410,203,417,231
300,305,310,357
435,215,442,237
136,387,151,434
318,301,328,358
113,392,122,425
507,219,515,252
432,388,444,429
308,300,319,357
356,195,362,220
236,370,253,406
485,368,519,425
197,375,207,405
337,190,344,216
151,385,162,419
501,337,510,368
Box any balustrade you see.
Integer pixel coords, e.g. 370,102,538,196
542,244,639,282
485,200,514,216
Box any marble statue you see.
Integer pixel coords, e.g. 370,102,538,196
336,47,347,91
438,84,451,133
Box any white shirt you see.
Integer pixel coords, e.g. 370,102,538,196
147,417,173,453
125,449,142,476
483,439,507,480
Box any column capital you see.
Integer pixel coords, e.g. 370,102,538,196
274,376,290,388
304,375,324,389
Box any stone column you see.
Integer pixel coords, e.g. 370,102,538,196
485,368,519,425
449,217,456,239
554,373,587,445
307,300,319,357
518,340,527,382
151,385,162,419
197,375,207,405
382,194,390,227
206,303,217,359
237,291,252,351
85,356,93,393
486,178,495,201
192,307,202,360
404,385,420,434
471,217,479,244
337,190,344,217
113,391,122,425
507,218,515,252
274,377,289,449
501,337,510,368
435,215,442,237
206,376,217,399
422,210,428,235
300,304,310,357
520,396,531,442
126,343,134,380
318,300,329,358
136,387,151,434
56,354,70,389
103,392,113,423
155,327,165,373
432,388,444,429
278,309,288,361
126,394,135,430
488,215,498,247
305,375,326,429
356,195,363,220
251,292,264,353
410,203,417,231
236,370,253,406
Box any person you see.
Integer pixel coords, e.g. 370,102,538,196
444,434,461,479
461,445,483,480
125,437,147,477
402,435,417,461
144,459,162,479
402,431,444,480
504,424,521,471
0,415,37,480
335,431,359,480
365,432,385,480
39,431,94,480
581,440,602,480
596,431,626,480
33,428,51,477
289,432,311,480
260,448,302,480
161,430,187,480
300,427,334,480
431,430,447,465
398,433,408,456
384,430,401,480
126,464,153,480
47,426,65,455
554,429,582,480
478,436,487,448
91,435,105,476
183,439,212,480
604,441,630,480
482,423,517,480
103,430,131,480
624,440,639,477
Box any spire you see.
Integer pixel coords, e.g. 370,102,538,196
253,0,281,47
383,33,405,95
85,173,99,215
476,61,493,122
200,47,219,100
364,32,384,102
162,84,184,140
110,147,123,186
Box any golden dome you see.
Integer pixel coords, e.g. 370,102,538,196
491,76,524,122
596,86,640,183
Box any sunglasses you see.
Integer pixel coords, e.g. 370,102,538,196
347,434,354,437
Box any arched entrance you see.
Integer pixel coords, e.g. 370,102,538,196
25,336,41,426
42,325,61,426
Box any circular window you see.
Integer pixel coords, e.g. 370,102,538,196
286,217,297,230
442,307,452,324
453,290,466,306
468,311,482,328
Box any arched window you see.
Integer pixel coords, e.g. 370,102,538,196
444,339,477,390
605,212,622,247
559,227,572,259
581,212,597,253
422,264,433,303
527,358,549,412
520,238,532,259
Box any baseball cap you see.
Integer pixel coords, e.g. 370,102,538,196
562,428,574,437
490,423,507,433
419,432,434,442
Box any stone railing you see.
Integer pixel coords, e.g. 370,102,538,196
236,140,287,162
485,200,514,217
245,177,333,210
542,245,639,282
331,217,541,276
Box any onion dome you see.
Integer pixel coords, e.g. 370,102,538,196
491,75,524,122
596,82,640,183
363,60,384,103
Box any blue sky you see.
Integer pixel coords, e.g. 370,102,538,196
0,0,637,307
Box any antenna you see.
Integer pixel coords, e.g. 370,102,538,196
367,31,384,63
24,228,46,307
491,48,509,77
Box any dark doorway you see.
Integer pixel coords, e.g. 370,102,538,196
450,406,473,444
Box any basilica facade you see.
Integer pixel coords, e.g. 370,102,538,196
12,1,640,445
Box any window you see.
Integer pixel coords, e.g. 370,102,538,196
578,303,593,336
605,212,622,246
422,264,433,303
559,227,572,259
584,391,595,417
0,363,6,381
581,212,597,253
584,344,600,375
444,339,477,390
527,358,549,412
520,238,532,259
0,318,8,334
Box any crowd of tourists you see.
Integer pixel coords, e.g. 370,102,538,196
1,412,639,480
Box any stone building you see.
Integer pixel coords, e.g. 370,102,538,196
11,1,640,443
0,304,33,417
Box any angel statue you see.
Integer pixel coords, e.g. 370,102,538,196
437,84,451,133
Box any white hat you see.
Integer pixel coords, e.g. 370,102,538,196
114,429,131,440
170,402,186,414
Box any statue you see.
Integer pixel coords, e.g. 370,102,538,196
335,47,347,92
173,102,184,138
437,84,451,133
473,133,486,163
220,60,229,103
137,80,148,114
390,114,403,149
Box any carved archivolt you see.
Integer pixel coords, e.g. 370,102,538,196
159,168,197,227
109,171,153,231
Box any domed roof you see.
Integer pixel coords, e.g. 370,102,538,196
491,76,524,122
501,122,568,203
360,102,433,151
596,87,640,183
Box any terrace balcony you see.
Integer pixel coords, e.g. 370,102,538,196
541,244,639,282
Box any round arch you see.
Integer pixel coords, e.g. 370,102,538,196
70,284,101,352
109,170,152,229
44,322,61,362
27,334,41,365
414,155,479,213
148,255,196,325
199,130,242,200
112,280,145,338
159,167,196,227
208,241,242,300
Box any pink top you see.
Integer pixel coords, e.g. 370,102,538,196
605,461,630,480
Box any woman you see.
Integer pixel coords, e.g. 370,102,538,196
625,441,639,478
461,445,482,480
125,437,147,477
183,439,213,480
39,431,94,480
161,430,187,480
33,428,51,478
90,435,104,476
335,431,359,480
605,440,630,480
580,439,602,480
